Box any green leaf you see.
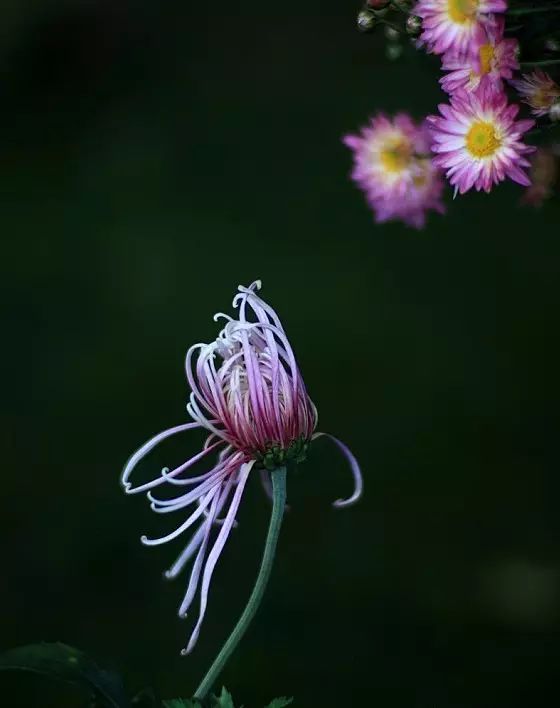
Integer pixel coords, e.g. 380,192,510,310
0,642,130,708
212,686,235,708
162,700,201,708
265,698,293,708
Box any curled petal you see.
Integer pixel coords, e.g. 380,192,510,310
141,487,219,546
158,440,225,486
121,423,202,493
164,525,207,581
147,466,231,512
313,432,363,508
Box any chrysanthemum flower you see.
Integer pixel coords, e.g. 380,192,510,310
121,281,362,654
440,17,518,95
415,0,506,58
343,113,445,228
511,70,560,117
427,86,535,194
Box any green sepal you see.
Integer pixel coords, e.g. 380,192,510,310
212,686,235,708
265,698,293,708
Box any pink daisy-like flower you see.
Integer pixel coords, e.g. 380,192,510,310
427,86,535,194
343,114,445,228
440,17,518,95
121,280,362,654
415,0,506,58
511,70,560,117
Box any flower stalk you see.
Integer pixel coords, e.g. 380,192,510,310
520,59,560,67
193,466,287,702
507,5,560,16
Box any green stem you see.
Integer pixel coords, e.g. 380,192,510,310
520,59,560,66
193,466,287,702
380,19,404,35
508,5,560,15
390,1,410,15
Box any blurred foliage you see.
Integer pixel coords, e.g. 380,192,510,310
0,644,292,708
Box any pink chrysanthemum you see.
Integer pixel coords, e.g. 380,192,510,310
343,114,445,228
415,0,506,58
511,70,560,117
121,280,362,653
440,17,518,95
427,86,535,194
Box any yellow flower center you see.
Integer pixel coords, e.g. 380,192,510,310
466,121,501,158
532,87,558,109
448,0,478,24
380,137,413,173
479,43,494,76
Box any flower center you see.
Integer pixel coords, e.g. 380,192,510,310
255,436,310,471
466,121,501,158
533,87,557,109
447,0,478,23
412,161,430,188
478,43,494,76
380,137,413,173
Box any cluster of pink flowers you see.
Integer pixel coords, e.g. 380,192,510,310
345,0,560,226
420,0,535,195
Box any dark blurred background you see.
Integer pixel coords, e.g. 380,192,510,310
2,1,560,706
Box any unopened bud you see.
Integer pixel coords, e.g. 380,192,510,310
357,9,377,33
367,0,390,8
384,25,401,41
550,100,560,122
386,43,403,61
406,14,422,37
545,38,560,53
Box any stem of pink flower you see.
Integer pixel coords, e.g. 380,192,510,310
193,466,287,702
380,19,405,35
508,5,560,15
520,59,560,67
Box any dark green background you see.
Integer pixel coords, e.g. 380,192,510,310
2,1,560,706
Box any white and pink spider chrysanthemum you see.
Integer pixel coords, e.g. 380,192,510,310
415,0,506,59
428,86,535,194
343,113,445,229
121,280,362,654
440,16,518,96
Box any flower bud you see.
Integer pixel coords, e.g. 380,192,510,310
386,43,403,60
384,25,400,41
550,100,560,122
366,0,390,7
406,15,422,37
357,9,377,32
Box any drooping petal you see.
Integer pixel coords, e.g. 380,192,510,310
313,433,364,508
183,461,254,654
141,487,220,546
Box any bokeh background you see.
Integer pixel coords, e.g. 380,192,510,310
2,1,560,706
